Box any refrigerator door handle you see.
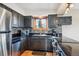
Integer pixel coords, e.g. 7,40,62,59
0,31,11,33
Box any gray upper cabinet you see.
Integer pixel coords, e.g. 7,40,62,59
58,16,72,25
12,12,19,27
18,14,24,27
12,11,24,27
24,16,32,27
48,14,57,28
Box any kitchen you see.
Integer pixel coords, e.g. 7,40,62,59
0,3,78,56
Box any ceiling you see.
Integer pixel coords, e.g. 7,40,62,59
3,3,79,16
15,3,60,12
3,3,60,16
16,3,61,16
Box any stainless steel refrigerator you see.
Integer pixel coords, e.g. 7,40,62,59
0,7,12,56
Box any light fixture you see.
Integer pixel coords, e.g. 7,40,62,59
65,3,74,14
65,8,70,14
70,3,74,8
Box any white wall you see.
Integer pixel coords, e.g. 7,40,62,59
62,9,79,41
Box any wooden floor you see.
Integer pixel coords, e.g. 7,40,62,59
21,50,55,56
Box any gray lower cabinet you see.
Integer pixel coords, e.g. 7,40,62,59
47,39,52,51
30,37,46,51
20,38,28,54
27,37,31,50
26,36,53,51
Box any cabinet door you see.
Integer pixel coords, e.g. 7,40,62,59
30,38,41,50
48,14,57,28
58,16,72,25
30,37,40,50
39,37,47,51
47,39,52,51
19,15,24,27
27,37,31,50
30,37,46,51
12,12,19,27
24,16,32,27
20,38,28,54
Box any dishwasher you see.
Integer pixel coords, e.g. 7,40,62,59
12,37,21,56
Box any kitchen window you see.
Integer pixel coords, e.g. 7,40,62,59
33,16,48,31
